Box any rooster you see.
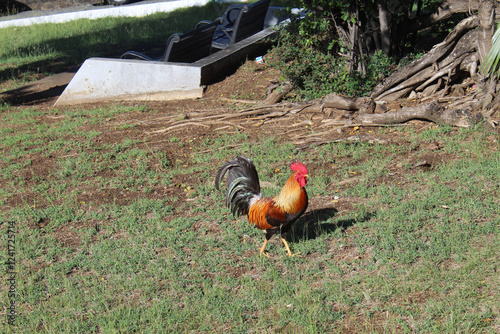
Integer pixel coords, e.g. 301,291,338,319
215,156,309,257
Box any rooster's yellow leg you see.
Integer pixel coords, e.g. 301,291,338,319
259,238,270,257
281,238,301,257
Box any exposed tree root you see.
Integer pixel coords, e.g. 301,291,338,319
261,84,294,105
371,16,479,101
318,93,375,114
144,96,485,141
356,102,480,128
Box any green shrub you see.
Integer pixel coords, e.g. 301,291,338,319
270,15,395,100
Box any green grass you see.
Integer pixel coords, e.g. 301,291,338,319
0,102,499,333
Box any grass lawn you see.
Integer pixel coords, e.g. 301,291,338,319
1,2,500,333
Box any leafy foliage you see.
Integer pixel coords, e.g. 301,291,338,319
270,0,451,99
482,23,500,77
269,16,394,99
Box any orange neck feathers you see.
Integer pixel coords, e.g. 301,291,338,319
274,172,306,213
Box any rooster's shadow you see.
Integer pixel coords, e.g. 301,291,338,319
289,207,374,242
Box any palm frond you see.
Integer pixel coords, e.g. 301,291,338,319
481,23,500,77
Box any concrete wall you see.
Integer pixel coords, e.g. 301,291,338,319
54,58,204,106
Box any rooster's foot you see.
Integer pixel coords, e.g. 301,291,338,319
260,251,271,258
281,238,301,257
287,251,302,257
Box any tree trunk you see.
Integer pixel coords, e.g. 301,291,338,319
477,0,495,64
377,0,392,55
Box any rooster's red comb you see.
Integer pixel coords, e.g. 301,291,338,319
290,161,308,174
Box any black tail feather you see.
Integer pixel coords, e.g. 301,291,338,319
215,156,261,216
